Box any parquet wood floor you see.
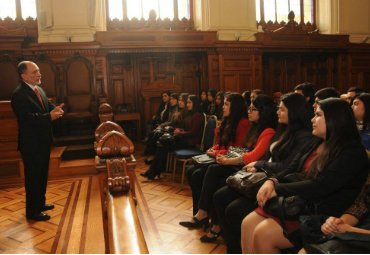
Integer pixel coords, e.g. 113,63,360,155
0,175,105,254
133,143,227,254
0,142,226,254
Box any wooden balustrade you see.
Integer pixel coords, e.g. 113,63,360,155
106,158,148,254
94,110,148,254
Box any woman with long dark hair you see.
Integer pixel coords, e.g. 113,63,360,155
185,93,250,216
143,90,171,141
200,89,209,114
180,94,278,243
207,89,217,116
352,93,370,152
213,92,313,252
141,94,204,180
214,91,224,119
242,98,369,253
142,93,179,163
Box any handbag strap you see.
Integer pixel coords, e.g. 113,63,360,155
274,196,289,238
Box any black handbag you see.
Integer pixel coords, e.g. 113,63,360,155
226,170,269,199
159,132,176,146
264,196,315,237
192,154,216,168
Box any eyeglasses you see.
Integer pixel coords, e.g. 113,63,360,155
248,107,258,112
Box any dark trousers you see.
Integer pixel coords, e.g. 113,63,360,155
21,148,51,216
198,164,239,225
144,131,158,155
185,165,208,215
213,185,257,254
150,138,190,175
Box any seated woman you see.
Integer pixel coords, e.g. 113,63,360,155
180,94,277,242
185,93,250,216
213,92,313,252
140,95,204,180
144,90,171,141
299,174,370,254
214,91,224,119
200,89,209,114
352,93,370,153
207,89,217,116
142,93,179,163
241,98,370,254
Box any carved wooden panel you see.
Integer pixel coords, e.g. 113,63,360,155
95,120,124,142
208,54,219,90
0,56,19,100
349,54,370,92
36,61,58,102
95,131,134,157
63,54,95,112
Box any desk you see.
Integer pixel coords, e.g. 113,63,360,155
114,113,141,140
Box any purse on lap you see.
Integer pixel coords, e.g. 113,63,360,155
226,146,250,158
192,154,216,168
226,170,269,199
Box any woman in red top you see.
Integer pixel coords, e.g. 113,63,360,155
185,93,250,216
180,94,278,242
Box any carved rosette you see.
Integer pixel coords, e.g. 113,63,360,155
107,158,130,193
95,130,134,156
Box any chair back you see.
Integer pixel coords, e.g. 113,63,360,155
198,113,207,151
203,115,217,151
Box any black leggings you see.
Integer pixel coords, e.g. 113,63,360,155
213,186,257,254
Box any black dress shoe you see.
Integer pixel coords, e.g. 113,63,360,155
200,229,223,243
26,212,51,221
144,159,154,165
42,204,55,211
179,216,210,231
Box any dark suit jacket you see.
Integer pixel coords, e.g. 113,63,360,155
11,82,55,154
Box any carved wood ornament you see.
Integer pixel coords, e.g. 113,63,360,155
106,158,130,194
95,130,134,157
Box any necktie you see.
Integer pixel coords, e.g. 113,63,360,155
34,86,45,108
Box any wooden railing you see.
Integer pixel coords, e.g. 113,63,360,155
94,114,148,254
106,158,148,254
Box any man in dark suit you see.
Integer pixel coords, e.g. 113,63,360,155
11,61,64,221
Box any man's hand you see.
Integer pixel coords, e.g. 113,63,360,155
50,103,65,121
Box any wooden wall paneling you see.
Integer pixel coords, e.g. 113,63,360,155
175,54,200,95
63,53,96,118
253,53,263,91
35,55,59,104
108,57,125,108
349,54,370,92
0,55,19,100
95,56,108,102
207,53,219,90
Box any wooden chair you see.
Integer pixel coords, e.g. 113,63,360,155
99,103,113,123
94,121,125,151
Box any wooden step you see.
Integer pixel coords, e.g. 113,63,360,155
54,135,95,146
62,144,95,160
49,158,96,176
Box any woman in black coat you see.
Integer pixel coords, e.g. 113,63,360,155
242,98,370,253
